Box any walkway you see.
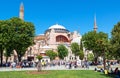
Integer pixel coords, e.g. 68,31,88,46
0,65,96,71
0,65,119,71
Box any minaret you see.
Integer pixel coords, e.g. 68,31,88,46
19,2,24,20
94,14,97,32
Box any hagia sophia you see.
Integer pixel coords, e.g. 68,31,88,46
3,3,97,63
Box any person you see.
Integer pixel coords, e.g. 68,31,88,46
41,61,45,67
106,61,111,70
108,68,114,74
69,62,72,69
100,68,104,73
86,61,89,69
37,61,42,72
114,67,120,78
94,68,97,72
104,69,108,74
21,62,25,68
11,61,16,68
74,61,77,68
114,67,119,75
84,60,89,69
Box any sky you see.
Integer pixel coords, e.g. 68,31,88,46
0,0,120,37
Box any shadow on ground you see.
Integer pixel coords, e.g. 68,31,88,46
101,73,116,78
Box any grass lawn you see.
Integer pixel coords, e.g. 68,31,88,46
0,70,113,78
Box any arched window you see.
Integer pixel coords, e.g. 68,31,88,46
56,35,69,42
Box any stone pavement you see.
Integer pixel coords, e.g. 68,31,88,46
0,65,119,72
0,65,96,71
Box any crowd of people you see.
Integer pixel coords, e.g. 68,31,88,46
94,61,120,78
1,59,120,77
2,61,36,68
95,67,120,78
1,60,91,69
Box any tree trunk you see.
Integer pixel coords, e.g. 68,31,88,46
0,50,3,67
75,55,77,60
94,57,98,65
93,52,98,65
103,51,106,70
18,54,22,62
0,49,1,66
6,57,8,63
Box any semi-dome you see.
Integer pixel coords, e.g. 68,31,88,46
49,24,66,29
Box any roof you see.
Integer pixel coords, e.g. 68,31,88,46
49,24,66,29
34,35,45,40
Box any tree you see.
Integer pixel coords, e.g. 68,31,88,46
0,17,35,65
71,42,80,59
87,53,94,61
4,48,13,63
57,45,68,60
0,20,6,66
46,50,57,60
111,22,120,59
79,41,84,60
8,17,35,62
82,31,108,63
79,50,84,60
4,20,18,63
0,20,13,66
36,55,43,61
105,41,115,60
82,31,109,69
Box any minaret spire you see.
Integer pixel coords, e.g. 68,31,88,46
94,14,97,32
19,2,24,20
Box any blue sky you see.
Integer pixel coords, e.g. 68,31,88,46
0,0,120,37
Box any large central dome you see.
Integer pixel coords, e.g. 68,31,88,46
49,24,66,29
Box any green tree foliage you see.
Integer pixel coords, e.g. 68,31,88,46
0,20,9,66
0,17,35,64
36,55,43,61
79,50,84,60
46,50,57,60
79,41,84,60
4,48,14,63
71,42,80,59
9,17,35,62
57,45,68,59
105,41,115,60
87,53,94,61
0,20,15,66
111,22,120,59
82,31,108,62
